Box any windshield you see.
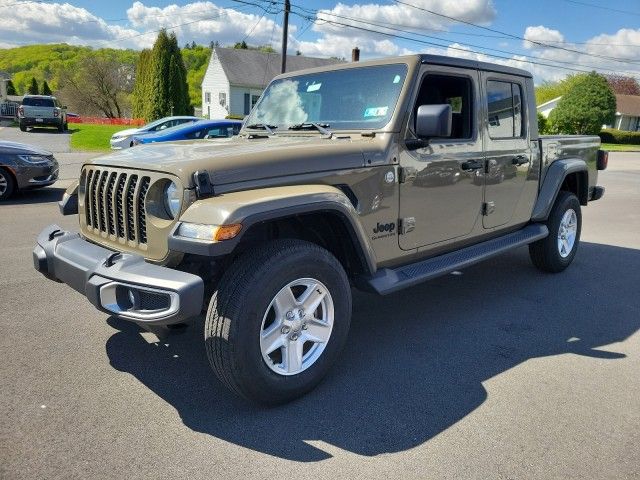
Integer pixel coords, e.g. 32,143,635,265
245,64,408,131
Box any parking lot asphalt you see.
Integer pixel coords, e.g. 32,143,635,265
0,147,639,479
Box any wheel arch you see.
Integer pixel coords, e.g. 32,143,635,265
170,185,377,276
531,159,588,222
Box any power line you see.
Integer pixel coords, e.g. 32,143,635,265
291,10,640,77
393,0,640,66
293,4,640,75
562,0,640,16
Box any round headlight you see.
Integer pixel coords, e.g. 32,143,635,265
163,182,181,219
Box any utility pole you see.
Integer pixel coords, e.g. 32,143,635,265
280,0,290,73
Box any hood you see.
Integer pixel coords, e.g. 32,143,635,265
0,141,53,156
89,135,374,188
112,127,142,138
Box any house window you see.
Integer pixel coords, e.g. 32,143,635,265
486,80,524,138
244,93,250,115
251,94,260,109
204,92,211,103
219,92,226,107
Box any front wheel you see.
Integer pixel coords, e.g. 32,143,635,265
529,191,581,272
19,123,26,132
0,167,16,200
205,240,352,404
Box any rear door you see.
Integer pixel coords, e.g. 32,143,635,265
481,73,533,228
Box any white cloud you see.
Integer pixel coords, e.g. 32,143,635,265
523,25,564,49
0,1,142,48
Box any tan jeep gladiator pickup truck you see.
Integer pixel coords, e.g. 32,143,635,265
34,54,607,404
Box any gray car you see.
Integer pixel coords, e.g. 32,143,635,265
0,141,59,200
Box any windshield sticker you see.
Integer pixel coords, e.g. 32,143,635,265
364,106,389,118
306,82,322,92
393,75,401,84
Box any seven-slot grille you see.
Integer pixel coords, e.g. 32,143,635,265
84,168,151,244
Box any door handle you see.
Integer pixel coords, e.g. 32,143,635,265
461,160,484,171
512,155,529,166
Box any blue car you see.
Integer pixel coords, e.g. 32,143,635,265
132,119,242,146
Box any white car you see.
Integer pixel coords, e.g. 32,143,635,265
110,116,199,149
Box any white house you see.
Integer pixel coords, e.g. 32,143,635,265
201,48,340,119
536,96,561,119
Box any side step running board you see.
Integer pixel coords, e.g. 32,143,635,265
364,224,548,295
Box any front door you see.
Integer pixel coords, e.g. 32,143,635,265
482,74,532,229
398,67,484,250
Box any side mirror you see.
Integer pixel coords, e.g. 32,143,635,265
416,104,452,139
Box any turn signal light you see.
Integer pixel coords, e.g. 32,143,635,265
214,224,242,241
597,150,608,170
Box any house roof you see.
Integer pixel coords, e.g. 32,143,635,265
213,47,342,88
536,96,562,109
616,94,640,116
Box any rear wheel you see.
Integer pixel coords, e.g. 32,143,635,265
19,122,26,132
529,191,581,272
57,122,64,133
0,167,16,200
205,239,352,404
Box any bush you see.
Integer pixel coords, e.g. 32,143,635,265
537,112,548,135
548,72,616,135
225,114,245,120
598,128,640,145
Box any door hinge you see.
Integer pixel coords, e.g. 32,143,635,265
482,201,495,216
398,166,417,183
399,217,416,234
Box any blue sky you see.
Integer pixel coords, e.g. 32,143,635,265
1,0,638,82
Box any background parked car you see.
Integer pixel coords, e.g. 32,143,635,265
131,119,242,146
0,141,58,200
110,116,199,149
17,95,67,132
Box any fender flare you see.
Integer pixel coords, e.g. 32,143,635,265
169,185,377,275
531,159,588,222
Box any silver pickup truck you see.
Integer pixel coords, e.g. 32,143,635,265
18,95,68,132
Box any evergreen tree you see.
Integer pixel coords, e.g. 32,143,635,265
6,80,16,95
27,77,39,95
42,80,52,95
143,30,191,120
131,49,152,119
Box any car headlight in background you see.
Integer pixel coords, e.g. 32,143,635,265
163,181,181,219
17,154,51,164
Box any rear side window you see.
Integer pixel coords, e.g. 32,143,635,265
486,80,524,138
185,129,205,139
22,97,54,107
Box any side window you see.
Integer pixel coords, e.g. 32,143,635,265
205,92,211,103
486,80,524,138
414,74,474,140
232,124,241,135
185,129,205,139
205,127,226,138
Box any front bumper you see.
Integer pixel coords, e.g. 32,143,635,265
33,224,204,325
17,163,59,189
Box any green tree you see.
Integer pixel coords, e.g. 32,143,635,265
548,72,616,135
6,80,16,95
535,74,586,106
27,77,39,94
131,49,152,119
42,80,52,95
143,29,192,120
234,40,248,49
537,112,548,135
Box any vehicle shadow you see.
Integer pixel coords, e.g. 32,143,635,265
1,187,65,205
23,127,73,135
105,242,639,461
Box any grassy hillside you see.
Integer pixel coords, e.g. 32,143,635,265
0,43,210,110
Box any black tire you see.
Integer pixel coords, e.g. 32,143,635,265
57,122,64,133
0,167,16,200
19,123,26,132
529,191,581,273
64,122,68,131
205,239,352,405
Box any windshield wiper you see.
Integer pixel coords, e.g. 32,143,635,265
245,123,277,135
288,122,333,137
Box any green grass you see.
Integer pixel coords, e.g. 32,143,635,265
600,143,640,152
69,123,124,151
